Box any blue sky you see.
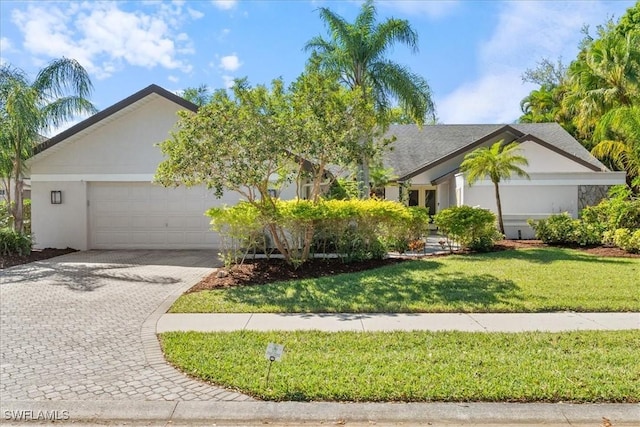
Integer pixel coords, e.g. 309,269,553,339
0,0,635,134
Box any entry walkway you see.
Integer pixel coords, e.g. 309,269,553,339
157,311,640,333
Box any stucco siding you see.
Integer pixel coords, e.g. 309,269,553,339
30,96,181,176
518,140,593,173
32,181,88,250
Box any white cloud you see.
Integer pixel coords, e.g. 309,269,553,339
212,0,237,11
220,54,241,71
437,71,536,124
222,75,235,89
1,37,13,52
437,0,632,124
168,75,179,83
10,2,196,79
378,0,460,18
187,7,204,19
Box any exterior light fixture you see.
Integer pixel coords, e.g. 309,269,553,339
51,190,62,204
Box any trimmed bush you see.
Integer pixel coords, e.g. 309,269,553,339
433,206,502,252
0,227,32,256
528,213,605,246
207,199,430,265
611,228,640,253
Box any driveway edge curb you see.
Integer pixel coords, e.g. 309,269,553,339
2,401,638,425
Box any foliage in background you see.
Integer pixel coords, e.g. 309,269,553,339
459,140,530,235
433,206,502,252
207,199,429,267
519,3,640,193
0,58,96,233
591,105,640,189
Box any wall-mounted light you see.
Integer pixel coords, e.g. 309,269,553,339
51,190,62,204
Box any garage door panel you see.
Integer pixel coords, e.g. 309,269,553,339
131,216,165,228
89,182,240,249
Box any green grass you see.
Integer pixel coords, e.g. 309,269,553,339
160,330,639,402
171,248,640,313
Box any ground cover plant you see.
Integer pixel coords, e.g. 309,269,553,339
170,247,640,313
160,329,639,402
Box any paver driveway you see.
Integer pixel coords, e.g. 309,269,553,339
0,250,252,402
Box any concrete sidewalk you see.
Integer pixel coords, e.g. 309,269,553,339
157,311,640,333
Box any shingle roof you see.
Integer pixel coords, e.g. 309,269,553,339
382,123,607,180
32,84,198,156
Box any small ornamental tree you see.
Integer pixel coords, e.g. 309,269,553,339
155,73,376,265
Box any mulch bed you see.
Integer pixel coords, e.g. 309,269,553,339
189,240,639,292
0,248,77,270
187,257,409,292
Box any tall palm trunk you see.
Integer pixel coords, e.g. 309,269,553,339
493,181,505,235
12,158,24,233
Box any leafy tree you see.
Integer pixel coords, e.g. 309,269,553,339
180,84,224,107
592,105,640,190
460,140,530,235
563,28,640,140
305,0,435,197
0,58,96,232
155,74,374,264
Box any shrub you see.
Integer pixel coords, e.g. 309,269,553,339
208,199,429,265
207,202,265,267
0,227,32,256
433,206,501,252
528,213,604,246
528,213,575,245
0,199,31,235
612,228,640,253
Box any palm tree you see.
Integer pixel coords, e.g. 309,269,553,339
563,29,640,140
305,0,435,197
460,140,530,235
0,58,96,232
592,105,640,191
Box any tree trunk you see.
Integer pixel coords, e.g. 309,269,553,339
12,159,24,233
494,181,505,235
359,153,370,199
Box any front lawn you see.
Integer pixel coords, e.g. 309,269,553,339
160,329,639,402
170,248,640,313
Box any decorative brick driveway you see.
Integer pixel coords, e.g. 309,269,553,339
0,250,252,402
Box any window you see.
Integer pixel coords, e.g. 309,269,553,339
408,187,437,216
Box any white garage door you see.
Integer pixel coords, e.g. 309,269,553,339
89,182,241,249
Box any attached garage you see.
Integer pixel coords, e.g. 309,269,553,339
89,182,238,249
27,84,240,251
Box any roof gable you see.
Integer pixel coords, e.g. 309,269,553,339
32,84,197,157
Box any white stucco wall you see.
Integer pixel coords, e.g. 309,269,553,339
30,95,181,177
31,181,88,249
517,140,594,173
456,171,625,239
